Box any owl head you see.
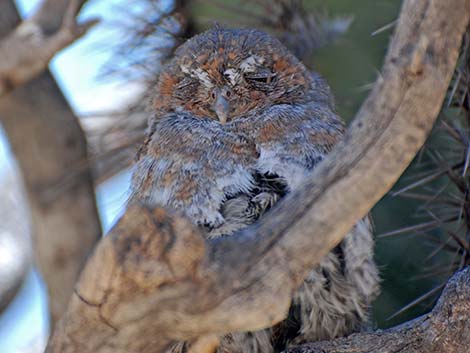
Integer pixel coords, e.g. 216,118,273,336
153,28,313,123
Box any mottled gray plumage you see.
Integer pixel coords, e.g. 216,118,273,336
130,27,379,353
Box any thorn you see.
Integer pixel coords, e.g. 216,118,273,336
386,283,445,321
371,19,397,36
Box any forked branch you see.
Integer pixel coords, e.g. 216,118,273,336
0,0,97,97
47,0,470,352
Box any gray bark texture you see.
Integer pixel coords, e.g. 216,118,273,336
286,267,470,353
44,0,470,353
0,0,101,325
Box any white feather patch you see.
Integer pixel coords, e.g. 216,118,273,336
223,68,242,86
216,166,255,197
256,146,308,190
240,55,265,72
180,65,214,88
193,68,213,88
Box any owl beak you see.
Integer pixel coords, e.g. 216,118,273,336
214,94,230,124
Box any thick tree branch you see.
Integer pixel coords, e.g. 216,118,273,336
32,0,89,32
286,267,470,353
0,0,102,325
47,0,470,352
0,0,98,97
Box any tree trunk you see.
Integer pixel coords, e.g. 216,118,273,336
0,0,101,325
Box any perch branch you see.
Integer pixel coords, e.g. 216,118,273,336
0,0,98,97
286,267,470,353
47,0,470,352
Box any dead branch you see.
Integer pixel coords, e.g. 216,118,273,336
286,267,470,353
0,0,102,325
0,0,98,97
46,0,470,352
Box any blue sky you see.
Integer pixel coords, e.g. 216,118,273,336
0,1,140,352
16,0,143,114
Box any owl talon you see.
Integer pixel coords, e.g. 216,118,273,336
251,192,279,210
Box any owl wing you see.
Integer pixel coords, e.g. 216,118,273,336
232,104,379,346
210,102,344,238
131,113,259,228
233,103,345,191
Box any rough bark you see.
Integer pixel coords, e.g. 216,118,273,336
0,0,97,97
286,267,470,353
0,0,101,325
45,0,470,352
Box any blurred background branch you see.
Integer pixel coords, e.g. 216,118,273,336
0,0,98,97
0,0,101,327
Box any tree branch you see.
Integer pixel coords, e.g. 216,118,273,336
46,0,470,352
0,0,102,326
0,0,98,97
285,267,470,353
32,0,89,32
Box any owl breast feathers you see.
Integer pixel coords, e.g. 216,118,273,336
131,28,379,353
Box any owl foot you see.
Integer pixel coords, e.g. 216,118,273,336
251,192,280,213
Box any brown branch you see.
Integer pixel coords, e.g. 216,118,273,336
46,0,470,352
0,0,102,326
286,267,470,353
32,0,89,31
0,0,98,97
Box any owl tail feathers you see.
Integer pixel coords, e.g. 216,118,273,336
217,330,274,353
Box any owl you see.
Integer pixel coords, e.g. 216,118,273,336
131,28,380,353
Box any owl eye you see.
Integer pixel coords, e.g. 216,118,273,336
244,71,275,86
246,76,270,83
